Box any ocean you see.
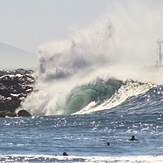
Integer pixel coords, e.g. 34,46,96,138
1,2,163,162
0,76,163,162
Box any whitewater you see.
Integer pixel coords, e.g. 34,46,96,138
20,1,163,116
1,1,163,162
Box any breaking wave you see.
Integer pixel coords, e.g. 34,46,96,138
64,78,123,114
21,1,163,116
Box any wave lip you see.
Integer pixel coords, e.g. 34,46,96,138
65,78,123,114
74,79,154,115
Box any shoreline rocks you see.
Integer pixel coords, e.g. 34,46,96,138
0,68,36,117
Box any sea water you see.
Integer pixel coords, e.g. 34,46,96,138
0,84,163,162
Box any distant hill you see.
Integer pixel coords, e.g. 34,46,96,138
0,42,37,69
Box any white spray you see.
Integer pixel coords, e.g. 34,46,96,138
21,1,163,115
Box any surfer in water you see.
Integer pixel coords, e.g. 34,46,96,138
129,135,138,141
107,142,110,146
63,152,68,156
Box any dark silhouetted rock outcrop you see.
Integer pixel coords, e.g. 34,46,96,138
17,109,31,117
0,69,36,117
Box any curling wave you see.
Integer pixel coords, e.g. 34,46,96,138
65,78,123,114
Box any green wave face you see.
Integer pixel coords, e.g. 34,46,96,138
65,78,123,114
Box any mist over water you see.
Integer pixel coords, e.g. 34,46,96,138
21,1,163,116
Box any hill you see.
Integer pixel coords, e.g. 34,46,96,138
0,42,37,69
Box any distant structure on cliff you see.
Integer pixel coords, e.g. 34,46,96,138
156,39,163,66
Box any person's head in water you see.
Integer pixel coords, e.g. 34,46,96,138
107,142,110,146
129,135,138,141
63,152,68,156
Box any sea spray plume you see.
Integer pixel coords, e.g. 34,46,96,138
21,1,163,115
37,40,74,80
21,18,117,116
37,19,115,81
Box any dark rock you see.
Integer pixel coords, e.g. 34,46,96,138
0,110,16,117
17,109,31,117
5,111,17,117
0,101,8,112
0,69,36,115
0,88,10,96
0,110,7,117
0,70,6,77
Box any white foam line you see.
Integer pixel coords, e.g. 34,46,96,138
0,155,163,162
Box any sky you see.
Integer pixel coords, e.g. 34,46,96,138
0,0,109,53
0,0,162,68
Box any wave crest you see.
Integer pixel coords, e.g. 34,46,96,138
65,78,123,114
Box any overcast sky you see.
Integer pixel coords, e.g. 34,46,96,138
0,0,162,68
0,0,110,53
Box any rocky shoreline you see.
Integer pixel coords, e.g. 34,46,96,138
0,68,36,117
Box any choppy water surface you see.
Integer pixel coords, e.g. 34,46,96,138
0,89,163,162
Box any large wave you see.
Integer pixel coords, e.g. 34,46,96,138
21,1,163,116
64,78,123,114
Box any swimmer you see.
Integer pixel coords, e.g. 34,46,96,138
107,142,110,146
63,152,68,156
129,135,138,141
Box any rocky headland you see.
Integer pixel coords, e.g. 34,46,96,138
0,68,36,117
